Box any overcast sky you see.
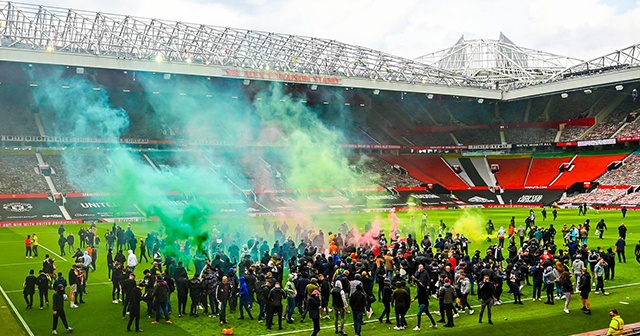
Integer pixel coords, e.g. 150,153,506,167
28,0,640,61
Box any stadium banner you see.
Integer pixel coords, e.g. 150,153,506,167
452,189,564,205
483,204,543,209
63,197,143,219
410,145,468,150
341,144,403,150
617,136,640,143
577,138,616,147
0,198,66,221
514,142,553,148
597,185,631,189
224,68,341,85
0,219,82,227
556,141,578,147
392,117,595,134
0,193,50,199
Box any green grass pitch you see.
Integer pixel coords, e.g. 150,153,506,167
0,207,638,336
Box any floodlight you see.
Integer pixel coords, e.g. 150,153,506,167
373,89,380,95
615,85,624,91
310,84,318,90
243,79,250,86
155,54,163,62
584,89,592,94
561,93,568,98
477,98,484,103
426,94,434,99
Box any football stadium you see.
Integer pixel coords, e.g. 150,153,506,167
0,2,639,336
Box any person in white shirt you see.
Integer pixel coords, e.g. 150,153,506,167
127,250,138,274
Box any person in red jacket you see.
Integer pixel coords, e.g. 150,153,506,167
25,235,33,258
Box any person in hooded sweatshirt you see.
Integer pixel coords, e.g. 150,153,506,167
307,289,321,336
284,273,297,323
238,276,254,319
127,250,138,274
439,278,456,328
332,280,348,335
36,269,50,310
151,275,172,325
51,283,73,334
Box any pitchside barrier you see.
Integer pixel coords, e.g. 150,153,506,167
571,321,640,336
0,187,568,225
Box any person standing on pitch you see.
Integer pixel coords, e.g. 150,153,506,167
477,275,494,325
127,282,144,332
32,234,39,257
52,284,73,334
37,269,50,309
579,268,592,315
25,235,33,258
412,277,437,330
23,269,37,309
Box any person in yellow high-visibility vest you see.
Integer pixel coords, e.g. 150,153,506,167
607,309,624,336
32,234,39,257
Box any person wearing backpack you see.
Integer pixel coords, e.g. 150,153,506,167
331,281,347,335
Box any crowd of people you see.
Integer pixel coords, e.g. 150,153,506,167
358,156,422,188
559,189,628,205
21,211,638,336
597,154,640,187
0,154,49,194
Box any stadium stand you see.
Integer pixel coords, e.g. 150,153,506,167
378,155,469,189
616,116,640,138
43,153,114,193
0,153,49,194
559,188,627,204
615,192,640,205
0,65,41,136
403,132,456,146
524,153,573,187
596,153,640,186
503,128,556,144
551,152,630,188
488,156,532,188
453,129,501,145
559,126,589,141
356,156,422,187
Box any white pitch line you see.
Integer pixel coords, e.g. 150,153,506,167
0,282,35,336
263,281,640,336
0,261,43,267
4,281,113,294
39,244,67,262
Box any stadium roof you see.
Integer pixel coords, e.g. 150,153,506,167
0,1,481,87
0,1,638,98
415,33,585,89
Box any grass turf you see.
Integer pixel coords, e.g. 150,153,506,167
0,207,638,336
